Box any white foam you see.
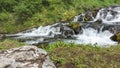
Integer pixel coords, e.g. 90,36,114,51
16,24,61,38
15,25,117,46
95,7,120,25
73,28,117,46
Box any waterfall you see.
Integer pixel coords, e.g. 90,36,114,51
69,28,117,46
6,6,120,46
94,7,120,25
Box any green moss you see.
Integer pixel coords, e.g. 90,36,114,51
67,22,81,29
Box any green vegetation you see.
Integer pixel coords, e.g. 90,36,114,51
0,39,120,68
1,0,120,67
0,39,26,50
42,42,120,68
0,0,120,33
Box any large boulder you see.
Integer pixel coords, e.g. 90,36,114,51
0,46,56,68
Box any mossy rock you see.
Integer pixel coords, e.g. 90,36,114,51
84,12,93,21
91,8,99,18
67,22,81,29
117,32,120,44
110,32,120,44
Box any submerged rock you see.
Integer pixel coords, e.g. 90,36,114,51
0,46,56,68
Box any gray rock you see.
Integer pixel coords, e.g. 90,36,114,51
0,46,56,68
0,34,5,40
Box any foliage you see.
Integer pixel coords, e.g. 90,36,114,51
0,0,119,33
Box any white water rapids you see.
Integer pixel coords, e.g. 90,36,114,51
13,25,117,46
7,6,120,46
69,28,117,46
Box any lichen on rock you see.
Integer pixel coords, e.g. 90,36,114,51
0,46,56,68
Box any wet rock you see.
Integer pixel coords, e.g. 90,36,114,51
117,33,120,44
91,9,99,18
0,46,56,68
108,26,120,34
67,23,82,34
84,11,94,21
73,13,85,22
110,34,117,41
0,34,5,40
73,11,95,22
61,25,75,38
82,22,102,33
110,32,120,44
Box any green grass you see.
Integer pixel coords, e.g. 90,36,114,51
0,39,26,50
41,41,120,68
0,0,120,33
0,39,120,68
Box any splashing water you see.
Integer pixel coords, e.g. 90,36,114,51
11,25,117,46
68,28,117,46
94,7,120,25
6,6,120,46
16,23,61,38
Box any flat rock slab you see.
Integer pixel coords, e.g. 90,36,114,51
0,46,56,68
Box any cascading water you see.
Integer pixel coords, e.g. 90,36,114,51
16,23,61,38
94,6,120,25
6,6,120,46
68,28,117,46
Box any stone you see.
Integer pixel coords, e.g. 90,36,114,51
61,25,75,38
0,34,5,40
0,46,56,68
110,32,120,44
117,33,120,44
108,26,120,34
67,23,82,34
110,34,117,41
84,12,94,21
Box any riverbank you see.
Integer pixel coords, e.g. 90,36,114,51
0,0,119,33
0,40,120,68
45,42,120,68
